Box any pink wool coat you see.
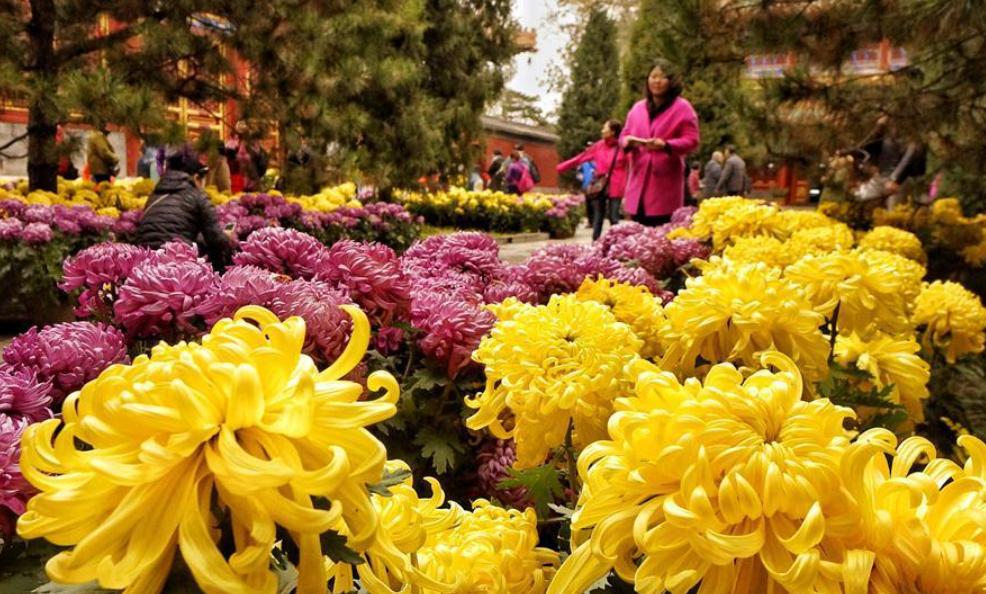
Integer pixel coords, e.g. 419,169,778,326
556,138,628,198
620,97,700,216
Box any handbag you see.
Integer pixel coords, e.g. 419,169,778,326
585,146,620,200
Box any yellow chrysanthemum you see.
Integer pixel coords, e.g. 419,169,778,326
872,203,921,231
931,197,964,225
661,258,830,382
17,305,411,594
861,249,926,307
325,460,463,593
681,196,754,241
466,294,643,468
784,249,913,336
485,296,536,323
784,222,855,261
962,236,986,267
721,235,790,269
550,353,862,594
913,280,986,363
417,500,559,594
772,209,835,238
708,201,782,250
843,430,986,594
858,225,926,263
834,331,930,423
575,277,666,358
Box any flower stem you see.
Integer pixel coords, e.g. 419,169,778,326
564,422,579,508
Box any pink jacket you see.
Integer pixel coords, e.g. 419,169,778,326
556,138,628,198
620,97,700,216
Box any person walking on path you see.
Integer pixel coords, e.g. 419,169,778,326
687,160,702,201
620,59,700,226
504,149,535,195
701,151,724,199
714,145,750,197
136,146,231,271
516,144,541,186
86,126,118,184
557,119,629,240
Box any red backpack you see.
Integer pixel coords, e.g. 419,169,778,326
516,163,536,194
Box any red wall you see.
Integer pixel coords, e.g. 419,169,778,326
483,135,559,190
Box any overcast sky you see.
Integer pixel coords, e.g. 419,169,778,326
507,0,576,118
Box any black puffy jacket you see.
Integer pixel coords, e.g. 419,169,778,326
135,171,230,268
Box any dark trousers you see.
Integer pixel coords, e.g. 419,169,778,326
632,210,671,227
92,173,112,183
589,197,623,240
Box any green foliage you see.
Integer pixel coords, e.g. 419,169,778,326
816,361,907,433
366,467,414,497
319,530,364,566
556,8,621,160
414,427,466,474
498,463,565,517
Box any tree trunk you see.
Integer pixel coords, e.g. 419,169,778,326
27,0,58,192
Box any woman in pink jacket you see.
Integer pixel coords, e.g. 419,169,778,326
556,119,628,240
620,59,700,226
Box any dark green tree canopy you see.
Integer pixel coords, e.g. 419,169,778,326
0,0,517,190
556,7,620,159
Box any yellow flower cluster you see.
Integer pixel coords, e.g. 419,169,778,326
574,277,666,358
785,222,856,261
466,294,642,468
17,305,429,594
416,500,559,593
834,332,930,423
398,186,556,217
857,225,926,262
913,280,986,362
551,351,986,594
661,258,830,382
286,182,361,212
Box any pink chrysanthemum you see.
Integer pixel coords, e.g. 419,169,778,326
0,366,52,422
476,438,531,509
403,232,504,283
60,242,154,318
0,415,31,539
196,265,284,326
596,225,674,278
317,240,411,326
373,326,405,355
113,255,219,340
410,293,495,378
20,222,54,244
2,322,129,403
232,227,329,280
670,237,711,268
269,279,354,363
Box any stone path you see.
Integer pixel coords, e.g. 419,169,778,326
498,223,594,263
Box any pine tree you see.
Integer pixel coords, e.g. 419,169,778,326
556,8,620,160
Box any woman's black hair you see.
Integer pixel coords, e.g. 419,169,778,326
644,59,683,119
166,144,207,176
605,118,623,136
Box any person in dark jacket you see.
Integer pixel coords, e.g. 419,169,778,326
136,146,231,270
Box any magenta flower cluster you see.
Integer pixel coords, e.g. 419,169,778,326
0,200,120,244
0,415,31,539
233,227,328,280
60,242,154,318
2,321,129,404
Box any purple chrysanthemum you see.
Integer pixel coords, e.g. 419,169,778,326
20,205,53,224
374,326,405,356
0,366,52,422
20,222,54,244
476,438,530,509
671,205,698,226
269,279,353,364
402,232,504,283
113,255,219,340
233,227,329,280
410,292,495,379
0,218,23,241
112,210,142,237
60,242,154,318
196,265,284,326
0,415,32,539
670,238,711,268
482,269,540,305
409,273,486,306
2,322,129,403
317,240,411,326
0,200,26,218
596,224,675,278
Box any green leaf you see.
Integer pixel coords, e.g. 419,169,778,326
413,428,464,474
405,367,448,395
320,530,364,566
366,467,413,497
498,463,564,517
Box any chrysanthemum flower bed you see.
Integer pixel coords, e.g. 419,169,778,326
3,197,986,593
397,187,585,238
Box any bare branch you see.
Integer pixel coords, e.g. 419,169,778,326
0,131,29,152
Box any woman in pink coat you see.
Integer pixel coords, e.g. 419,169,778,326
620,59,700,226
557,119,628,240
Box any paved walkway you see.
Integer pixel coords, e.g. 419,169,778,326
498,224,594,263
